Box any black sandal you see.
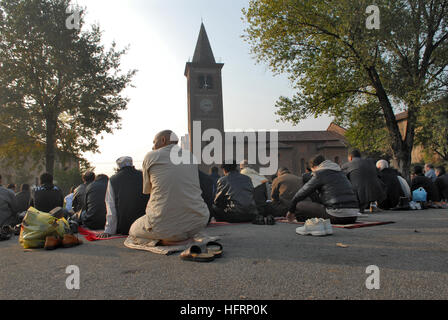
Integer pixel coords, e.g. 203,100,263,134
206,241,223,258
266,215,276,225
180,245,215,263
252,214,265,225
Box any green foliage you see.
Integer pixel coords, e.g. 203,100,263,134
343,100,393,159
416,98,448,161
243,0,448,177
54,167,82,195
0,0,136,173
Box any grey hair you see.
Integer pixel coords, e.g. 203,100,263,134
240,159,249,168
376,159,389,171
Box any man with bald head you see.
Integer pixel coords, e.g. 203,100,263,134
126,130,209,246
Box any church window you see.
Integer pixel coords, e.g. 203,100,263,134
198,75,213,89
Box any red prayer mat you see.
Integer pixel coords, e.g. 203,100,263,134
78,227,128,241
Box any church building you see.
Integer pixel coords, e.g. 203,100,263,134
183,24,349,176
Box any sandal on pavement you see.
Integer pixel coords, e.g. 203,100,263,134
206,241,223,258
180,245,215,263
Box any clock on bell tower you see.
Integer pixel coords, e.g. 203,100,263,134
185,23,225,165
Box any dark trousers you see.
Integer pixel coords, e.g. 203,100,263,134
294,201,357,225
266,201,289,218
213,207,256,223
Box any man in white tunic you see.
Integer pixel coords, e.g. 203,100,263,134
127,130,210,246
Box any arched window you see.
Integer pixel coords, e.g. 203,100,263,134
198,75,213,89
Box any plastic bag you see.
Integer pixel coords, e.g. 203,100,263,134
19,207,71,249
412,187,427,202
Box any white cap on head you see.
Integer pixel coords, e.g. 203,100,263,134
116,156,133,169
376,159,389,171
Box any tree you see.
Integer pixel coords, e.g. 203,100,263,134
342,100,393,159
243,0,448,178
0,0,136,175
415,97,448,161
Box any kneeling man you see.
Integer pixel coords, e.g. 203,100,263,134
127,130,209,246
287,155,360,225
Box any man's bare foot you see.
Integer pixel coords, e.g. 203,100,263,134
159,238,193,246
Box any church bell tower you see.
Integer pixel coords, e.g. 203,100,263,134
185,23,225,166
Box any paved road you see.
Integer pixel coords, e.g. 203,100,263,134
1,209,447,300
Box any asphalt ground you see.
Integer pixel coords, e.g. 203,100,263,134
1,209,447,300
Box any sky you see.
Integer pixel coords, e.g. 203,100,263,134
76,0,333,175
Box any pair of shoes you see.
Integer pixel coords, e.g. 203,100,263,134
296,218,333,236
252,214,265,225
409,201,422,210
252,215,276,225
266,215,276,225
180,242,223,262
44,234,83,250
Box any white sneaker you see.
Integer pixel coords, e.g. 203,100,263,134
296,218,327,236
321,219,333,235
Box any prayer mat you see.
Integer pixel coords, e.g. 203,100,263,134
78,227,128,241
207,221,249,227
123,232,221,255
275,219,395,229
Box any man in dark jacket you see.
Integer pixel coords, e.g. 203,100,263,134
81,174,109,230
99,157,149,237
15,184,31,215
30,173,64,213
287,155,360,225
213,162,258,223
209,166,221,200
411,165,440,202
341,150,386,212
199,170,214,223
72,171,96,213
435,166,448,201
0,174,19,227
376,160,404,209
270,167,303,217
